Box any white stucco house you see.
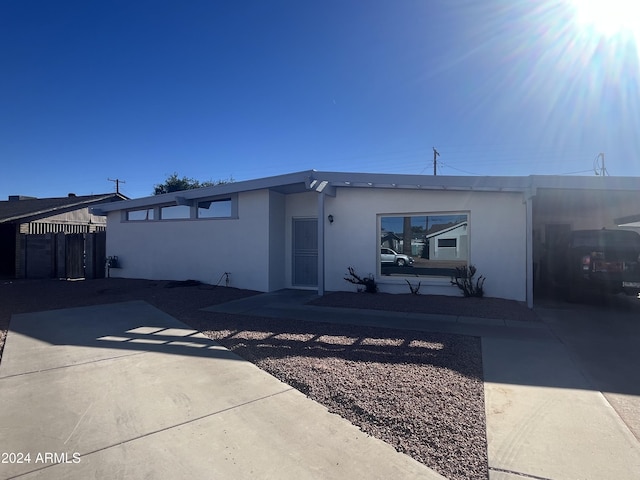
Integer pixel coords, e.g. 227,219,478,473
93,170,640,307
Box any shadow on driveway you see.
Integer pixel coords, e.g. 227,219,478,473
0,300,243,379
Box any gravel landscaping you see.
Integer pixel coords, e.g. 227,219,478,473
0,278,518,480
190,313,487,480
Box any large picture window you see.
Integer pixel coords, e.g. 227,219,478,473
379,213,468,277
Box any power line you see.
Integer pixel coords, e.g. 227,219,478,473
559,169,595,175
438,161,482,176
231,144,619,179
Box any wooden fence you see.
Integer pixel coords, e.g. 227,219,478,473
19,231,107,279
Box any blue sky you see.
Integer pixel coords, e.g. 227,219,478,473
2,0,639,199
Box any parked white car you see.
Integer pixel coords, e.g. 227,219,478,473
380,247,414,266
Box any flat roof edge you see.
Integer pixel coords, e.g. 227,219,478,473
95,170,640,213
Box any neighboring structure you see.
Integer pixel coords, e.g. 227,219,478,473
0,193,126,278
93,171,640,307
424,221,468,261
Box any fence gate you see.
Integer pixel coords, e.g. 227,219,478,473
92,231,106,279
65,233,85,278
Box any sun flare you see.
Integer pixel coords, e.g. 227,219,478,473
570,0,640,39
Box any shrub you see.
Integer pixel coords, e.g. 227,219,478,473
450,265,485,298
405,279,421,295
344,266,378,293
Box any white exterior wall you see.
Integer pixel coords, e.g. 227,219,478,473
106,190,273,291
107,185,527,301
322,188,527,301
268,191,286,291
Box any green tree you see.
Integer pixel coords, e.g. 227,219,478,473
153,173,234,195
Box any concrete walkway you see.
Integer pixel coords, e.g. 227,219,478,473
1,290,639,479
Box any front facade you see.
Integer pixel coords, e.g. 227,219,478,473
96,171,640,307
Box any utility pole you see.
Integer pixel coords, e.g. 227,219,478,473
594,153,608,176
433,147,440,176
108,178,126,194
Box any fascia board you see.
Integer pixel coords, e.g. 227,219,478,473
94,170,640,214
96,170,317,213
315,171,531,192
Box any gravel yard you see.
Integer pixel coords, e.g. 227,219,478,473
0,278,531,480
190,313,487,480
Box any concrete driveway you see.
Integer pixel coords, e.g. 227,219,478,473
0,300,441,480
534,295,640,440
482,294,640,480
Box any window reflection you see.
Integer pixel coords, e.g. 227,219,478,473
379,214,468,277
198,199,232,218
127,209,154,221
160,205,191,219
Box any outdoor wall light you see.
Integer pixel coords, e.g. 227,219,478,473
328,214,334,224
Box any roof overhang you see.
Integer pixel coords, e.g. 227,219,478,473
92,170,640,214
530,176,640,219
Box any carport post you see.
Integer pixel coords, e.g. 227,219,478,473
525,191,534,308
317,192,325,296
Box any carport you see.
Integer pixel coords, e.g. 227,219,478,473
529,175,640,302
